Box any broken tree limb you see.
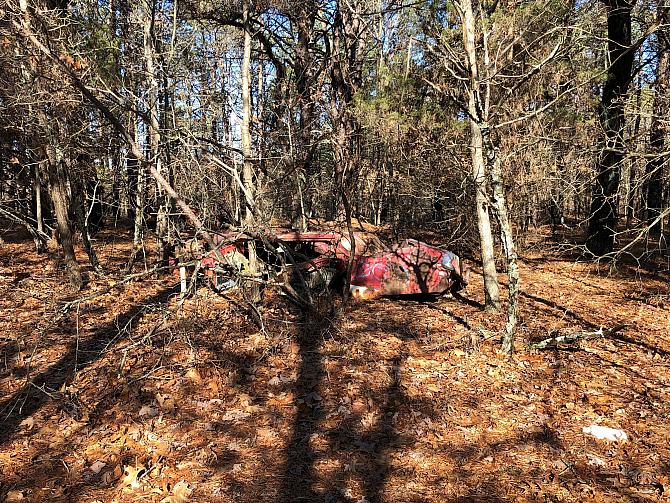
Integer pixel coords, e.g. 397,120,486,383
0,205,51,243
530,323,626,350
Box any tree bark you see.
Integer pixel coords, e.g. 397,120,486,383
460,0,501,311
142,0,170,264
71,174,101,273
242,0,259,301
293,2,318,229
128,131,146,270
485,129,519,353
587,0,634,255
34,164,45,253
21,0,82,289
328,0,366,299
45,149,84,290
645,1,669,234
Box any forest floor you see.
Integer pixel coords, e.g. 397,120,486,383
1,224,669,502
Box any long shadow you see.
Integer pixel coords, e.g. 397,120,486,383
277,306,417,502
0,284,178,445
452,291,484,309
279,305,472,503
520,251,670,284
521,290,670,356
389,292,479,330
1,310,283,501
329,359,423,503
519,291,600,330
610,332,670,357
387,291,481,309
358,355,403,503
425,304,472,331
316,324,431,503
563,346,670,390
277,302,330,502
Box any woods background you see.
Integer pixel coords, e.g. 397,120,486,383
0,0,668,292
3,1,670,501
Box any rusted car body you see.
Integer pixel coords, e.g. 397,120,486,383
180,229,469,298
350,239,469,299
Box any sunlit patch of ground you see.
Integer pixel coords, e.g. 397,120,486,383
1,225,669,502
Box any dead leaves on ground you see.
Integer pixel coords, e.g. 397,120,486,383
1,230,669,501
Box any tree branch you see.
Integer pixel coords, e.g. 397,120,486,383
530,324,626,350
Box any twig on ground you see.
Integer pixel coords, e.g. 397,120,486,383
529,323,626,350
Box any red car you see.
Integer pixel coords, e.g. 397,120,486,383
349,238,469,299
186,229,469,299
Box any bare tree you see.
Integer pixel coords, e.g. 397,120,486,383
242,0,260,301
645,0,669,235
458,0,502,312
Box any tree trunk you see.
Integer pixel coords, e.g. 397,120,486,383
45,149,83,290
118,0,134,222
34,164,45,253
460,0,501,311
587,0,634,255
242,0,259,301
331,116,357,298
485,129,520,353
128,142,145,270
293,3,318,229
142,0,170,264
627,67,643,229
71,174,101,273
645,1,669,234
125,87,144,267
130,0,162,271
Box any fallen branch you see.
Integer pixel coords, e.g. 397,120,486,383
530,323,626,350
0,205,51,243
62,262,195,310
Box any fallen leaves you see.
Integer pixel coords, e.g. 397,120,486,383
120,464,146,489
267,392,294,407
220,409,251,421
160,480,193,503
89,460,107,474
18,417,34,430
139,405,159,418
2,229,670,502
156,393,176,414
184,368,202,383
4,490,26,502
351,399,367,414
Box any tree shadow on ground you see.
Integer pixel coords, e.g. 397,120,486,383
610,332,670,357
452,291,484,309
0,275,291,499
519,248,670,283
519,290,600,330
386,292,481,331
276,301,499,502
424,304,472,331
277,301,330,502
0,284,179,445
520,290,670,356
2,234,665,502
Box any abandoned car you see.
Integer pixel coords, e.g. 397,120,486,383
175,229,470,299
